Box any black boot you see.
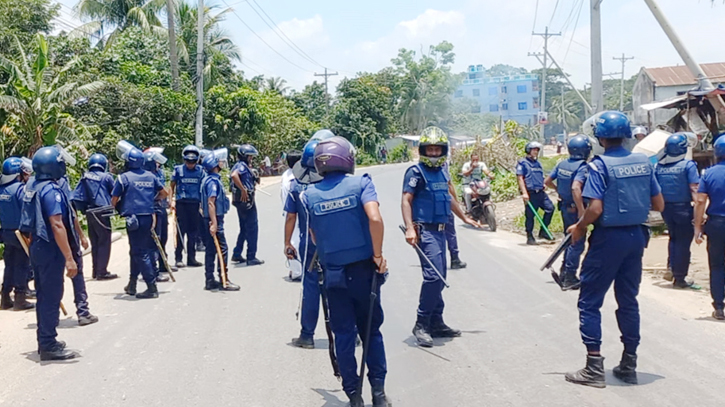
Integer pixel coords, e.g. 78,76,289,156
450,256,467,269
205,279,221,291
561,273,581,291
430,317,461,338
124,279,137,296
372,385,392,407
13,291,35,311
613,352,638,384
221,280,241,291
0,289,13,310
39,342,79,361
136,283,159,299
347,392,364,407
156,273,170,283
526,234,537,245
231,255,246,263
565,355,606,388
291,336,314,349
539,229,554,241
412,317,433,348
714,308,725,320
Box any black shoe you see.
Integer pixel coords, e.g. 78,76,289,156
156,273,170,283
561,274,581,291
136,283,159,299
430,319,461,338
450,257,467,269
539,230,554,241
612,352,638,384
565,355,606,388
39,343,79,361
1,291,14,310
78,314,99,326
527,235,537,245
26,289,36,299
673,279,701,290
713,308,725,320
13,291,35,311
124,280,137,296
246,258,265,266
96,273,119,281
412,321,433,348
291,336,315,349
175,261,186,269
187,260,203,267
347,392,364,407
196,243,206,252
205,280,222,291
231,255,246,263
221,280,241,291
372,385,392,407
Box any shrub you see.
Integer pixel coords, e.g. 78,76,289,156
388,143,411,163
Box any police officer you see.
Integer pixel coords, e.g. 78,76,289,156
0,157,35,310
19,147,83,360
443,160,467,270
655,133,700,289
694,136,725,320
564,111,664,388
402,127,480,348
196,149,212,252
112,142,167,299
304,136,390,407
281,149,303,281
143,149,172,282
284,132,331,348
170,145,204,268
517,141,554,245
71,153,118,281
544,135,592,290
230,144,264,266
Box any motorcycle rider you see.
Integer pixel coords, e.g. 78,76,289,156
461,153,494,213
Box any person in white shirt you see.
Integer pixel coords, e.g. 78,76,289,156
461,153,494,212
280,151,303,280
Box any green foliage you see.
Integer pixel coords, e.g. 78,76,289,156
356,151,378,167
387,143,410,163
490,171,519,202
75,0,166,46
0,0,59,56
290,81,328,124
514,208,564,234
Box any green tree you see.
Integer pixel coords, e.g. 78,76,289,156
0,0,59,56
485,64,528,77
75,0,166,46
265,77,290,95
290,81,327,124
0,34,105,155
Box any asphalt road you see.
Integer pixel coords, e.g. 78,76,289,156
1,162,725,407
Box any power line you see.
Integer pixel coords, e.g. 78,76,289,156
529,0,540,51
548,0,561,26
562,0,585,65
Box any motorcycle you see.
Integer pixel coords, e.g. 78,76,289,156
467,178,496,232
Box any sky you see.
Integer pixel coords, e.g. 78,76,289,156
54,0,725,93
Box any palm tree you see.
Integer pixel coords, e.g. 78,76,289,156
175,3,240,89
74,0,166,46
0,35,104,155
550,95,580,132
265,77,290,95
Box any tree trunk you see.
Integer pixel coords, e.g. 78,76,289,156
166,0,180,92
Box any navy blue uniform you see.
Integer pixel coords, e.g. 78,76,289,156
578,146,661,354
403,164,451,323
231,160,259,260
150,168,170,275
655,160,699,283
71,170,115,278
112,169,164,285
0,179,31,295
201,172,230,282
517,157,554,236
550,159,588,276
285,179,320,340
305,173,386,397
698,163,725,309
441,164,460,259
172,164,204,264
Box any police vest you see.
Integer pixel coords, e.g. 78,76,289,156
0,181,24,230
306,175,373,267
117,170,158,217
655,160,692,203
174,165,203,202
201,174,230,218
77,171,113,211
411,164,451,224
556,159,586,203
520,158,545,191
230,161,255,204
599,153,652,227
19,179,79,250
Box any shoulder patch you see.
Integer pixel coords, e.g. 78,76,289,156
408,177,418,188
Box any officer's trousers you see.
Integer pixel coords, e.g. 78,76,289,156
87,209,112,278
128,215,156,284
662,202,694,282
1,230,30,293
326,260,387,396
444,214,460,259
31,240,64,351
175,200,199,263
70,250,90,317
560,202,585,276
233,202,259,260
525,190,554,235
705,216,725,309
416,229,447,321
152,209,170,274
202,216,227,282
578,225,646,354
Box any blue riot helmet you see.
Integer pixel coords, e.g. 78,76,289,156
1,157,23,185
664,133,690,157
182,145,200,162
525,141,543,155
88,153,108,171
237,144,259,163
143,147,167,171
199,149,212,164
126,148,144,169
314,136,356,176
202,148,229,172
33,146,68,180
310,129,336,142
567,135,592,160
301,139,320,169
20,157,33,175
714,136,725,160
594,111,632,139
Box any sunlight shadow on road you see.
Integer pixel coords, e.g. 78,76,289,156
402,336,452,362
25,317,77,330
694,316,725,323
285,338,334,350
541,371,665,386
311,388,347,407
22,350,81,365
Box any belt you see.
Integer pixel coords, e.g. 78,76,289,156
528,188,544,194
419,223,446,232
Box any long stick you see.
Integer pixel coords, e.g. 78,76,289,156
151,229,176,282
526,201,554,240
317,263,341,380
357,271,378,397
398,224,450,288
15,230,67,316
172,210,185,254
211,233,228,288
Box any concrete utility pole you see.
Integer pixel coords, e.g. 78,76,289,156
590,0,604,113
314,68,338,116
613,53,634,111
195,0,205,147
166,0,179,92
531,27,561,141
532,49,592,114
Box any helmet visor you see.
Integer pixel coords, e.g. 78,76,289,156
213,148,229,169
54,144,76,166
116,140,136,161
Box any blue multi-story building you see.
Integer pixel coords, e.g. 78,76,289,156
454,65,541,126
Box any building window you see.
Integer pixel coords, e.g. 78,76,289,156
502,103,508,111
533,97,540,108
518,102,527,110
471,106,481,113
532,81,539,91
454,90,463,98
501,86,507,94
517,85,527,93
676,91,687,96
473,89,480,97
488,87,497,96
489,104,499,112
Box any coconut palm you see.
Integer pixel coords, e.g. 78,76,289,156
550,94,580,132
0,34,104,155
74,0,166,46
265,77,290,95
